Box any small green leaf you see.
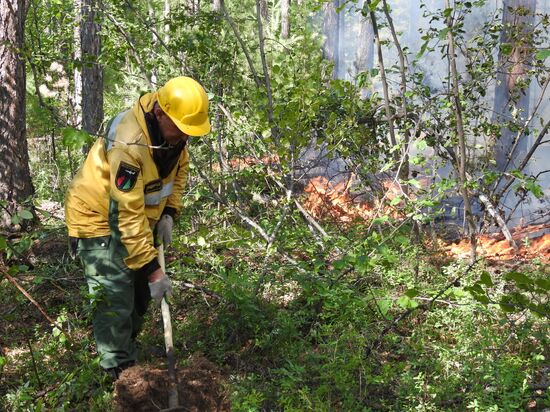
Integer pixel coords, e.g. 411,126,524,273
525,179,544,199
355,255,369,274
472,293,490,304
535,279,550,291
500,43,513,56
505,271,532,286
396,295,410,308
0,236,7,251
479,271,493,287
397,295,419,309
390,197,402,206
8,265,20,275
438,27,450,40
415,140,428,151
371,216,389,225
499,302,516,313
333,259,347,270
377,299,392,316
416,42,429,58
535,49,550,60
197,236,206,247
404,288,419,298
61,127,93,150
368,0,382,12
19,209,33,220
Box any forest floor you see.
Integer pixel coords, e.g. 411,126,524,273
1,210,549,411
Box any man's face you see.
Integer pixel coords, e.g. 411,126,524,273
154,106,189,146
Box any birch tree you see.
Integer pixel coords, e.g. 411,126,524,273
281,0,290,39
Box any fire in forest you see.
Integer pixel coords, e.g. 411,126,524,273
302,175,550,262
446,225,550,263
303,175,404,223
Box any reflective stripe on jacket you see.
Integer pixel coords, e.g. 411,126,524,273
65,92,189,270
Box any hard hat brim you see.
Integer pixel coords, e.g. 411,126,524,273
169,114,211,137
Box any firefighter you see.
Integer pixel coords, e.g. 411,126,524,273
65,76,210,379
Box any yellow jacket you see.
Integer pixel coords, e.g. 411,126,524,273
65,92,189,271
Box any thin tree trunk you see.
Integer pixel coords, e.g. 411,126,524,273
0,0,34,227
281,0,290,39
164,0,170,43
148,3,158,86
220,0,261,88
72,0,83,130
445,0,477,263
323,0,339,79
255,0,275,142
81,0,103,151
494,0,536,172
382,0,410,188
102,8,155,88
355,0,374,98
259,0,268,21
365,0,397,149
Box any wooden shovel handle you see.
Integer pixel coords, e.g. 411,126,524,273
157,244,179,408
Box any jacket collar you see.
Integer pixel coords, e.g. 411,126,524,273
132,92,158,153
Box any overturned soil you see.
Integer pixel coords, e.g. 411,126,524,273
114,355,230,412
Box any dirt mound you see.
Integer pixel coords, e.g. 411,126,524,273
114,355,230,412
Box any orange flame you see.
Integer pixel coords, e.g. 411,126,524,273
303,176,549,262
303,176,402,223
446,224,550,262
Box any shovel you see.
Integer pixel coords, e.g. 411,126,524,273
157,244,180,410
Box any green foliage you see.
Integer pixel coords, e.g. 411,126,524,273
9,0,549,410
61,127,94,150
465,266,549,318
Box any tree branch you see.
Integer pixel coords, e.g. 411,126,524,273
220,0,262,88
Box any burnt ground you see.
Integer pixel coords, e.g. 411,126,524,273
114,355,230,412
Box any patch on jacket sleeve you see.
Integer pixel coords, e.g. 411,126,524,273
144,179,162,194
115,162,140,192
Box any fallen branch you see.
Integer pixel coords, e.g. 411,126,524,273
1,266,74,345
177,279,223,302
478,193,518,250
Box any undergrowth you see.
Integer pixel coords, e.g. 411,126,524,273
1,189,548,411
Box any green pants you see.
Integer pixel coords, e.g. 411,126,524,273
76,236,151,369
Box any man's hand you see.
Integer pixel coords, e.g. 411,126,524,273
148,268,172,304
156,214,174,246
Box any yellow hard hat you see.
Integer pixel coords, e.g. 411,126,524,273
157,76,211,136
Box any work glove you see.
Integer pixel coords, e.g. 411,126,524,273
156,214,174,246
148,275,173,304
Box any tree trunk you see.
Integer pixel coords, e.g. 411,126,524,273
323,0,339,79
259,0,268,21
494,0,536,171
148,2,158,86
164,0,170,44
0,0,34,227
213,0,221,12
446,0,477,262
281,0,290,39
81,0,103,150
72,0,83,130
355,1,374,76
